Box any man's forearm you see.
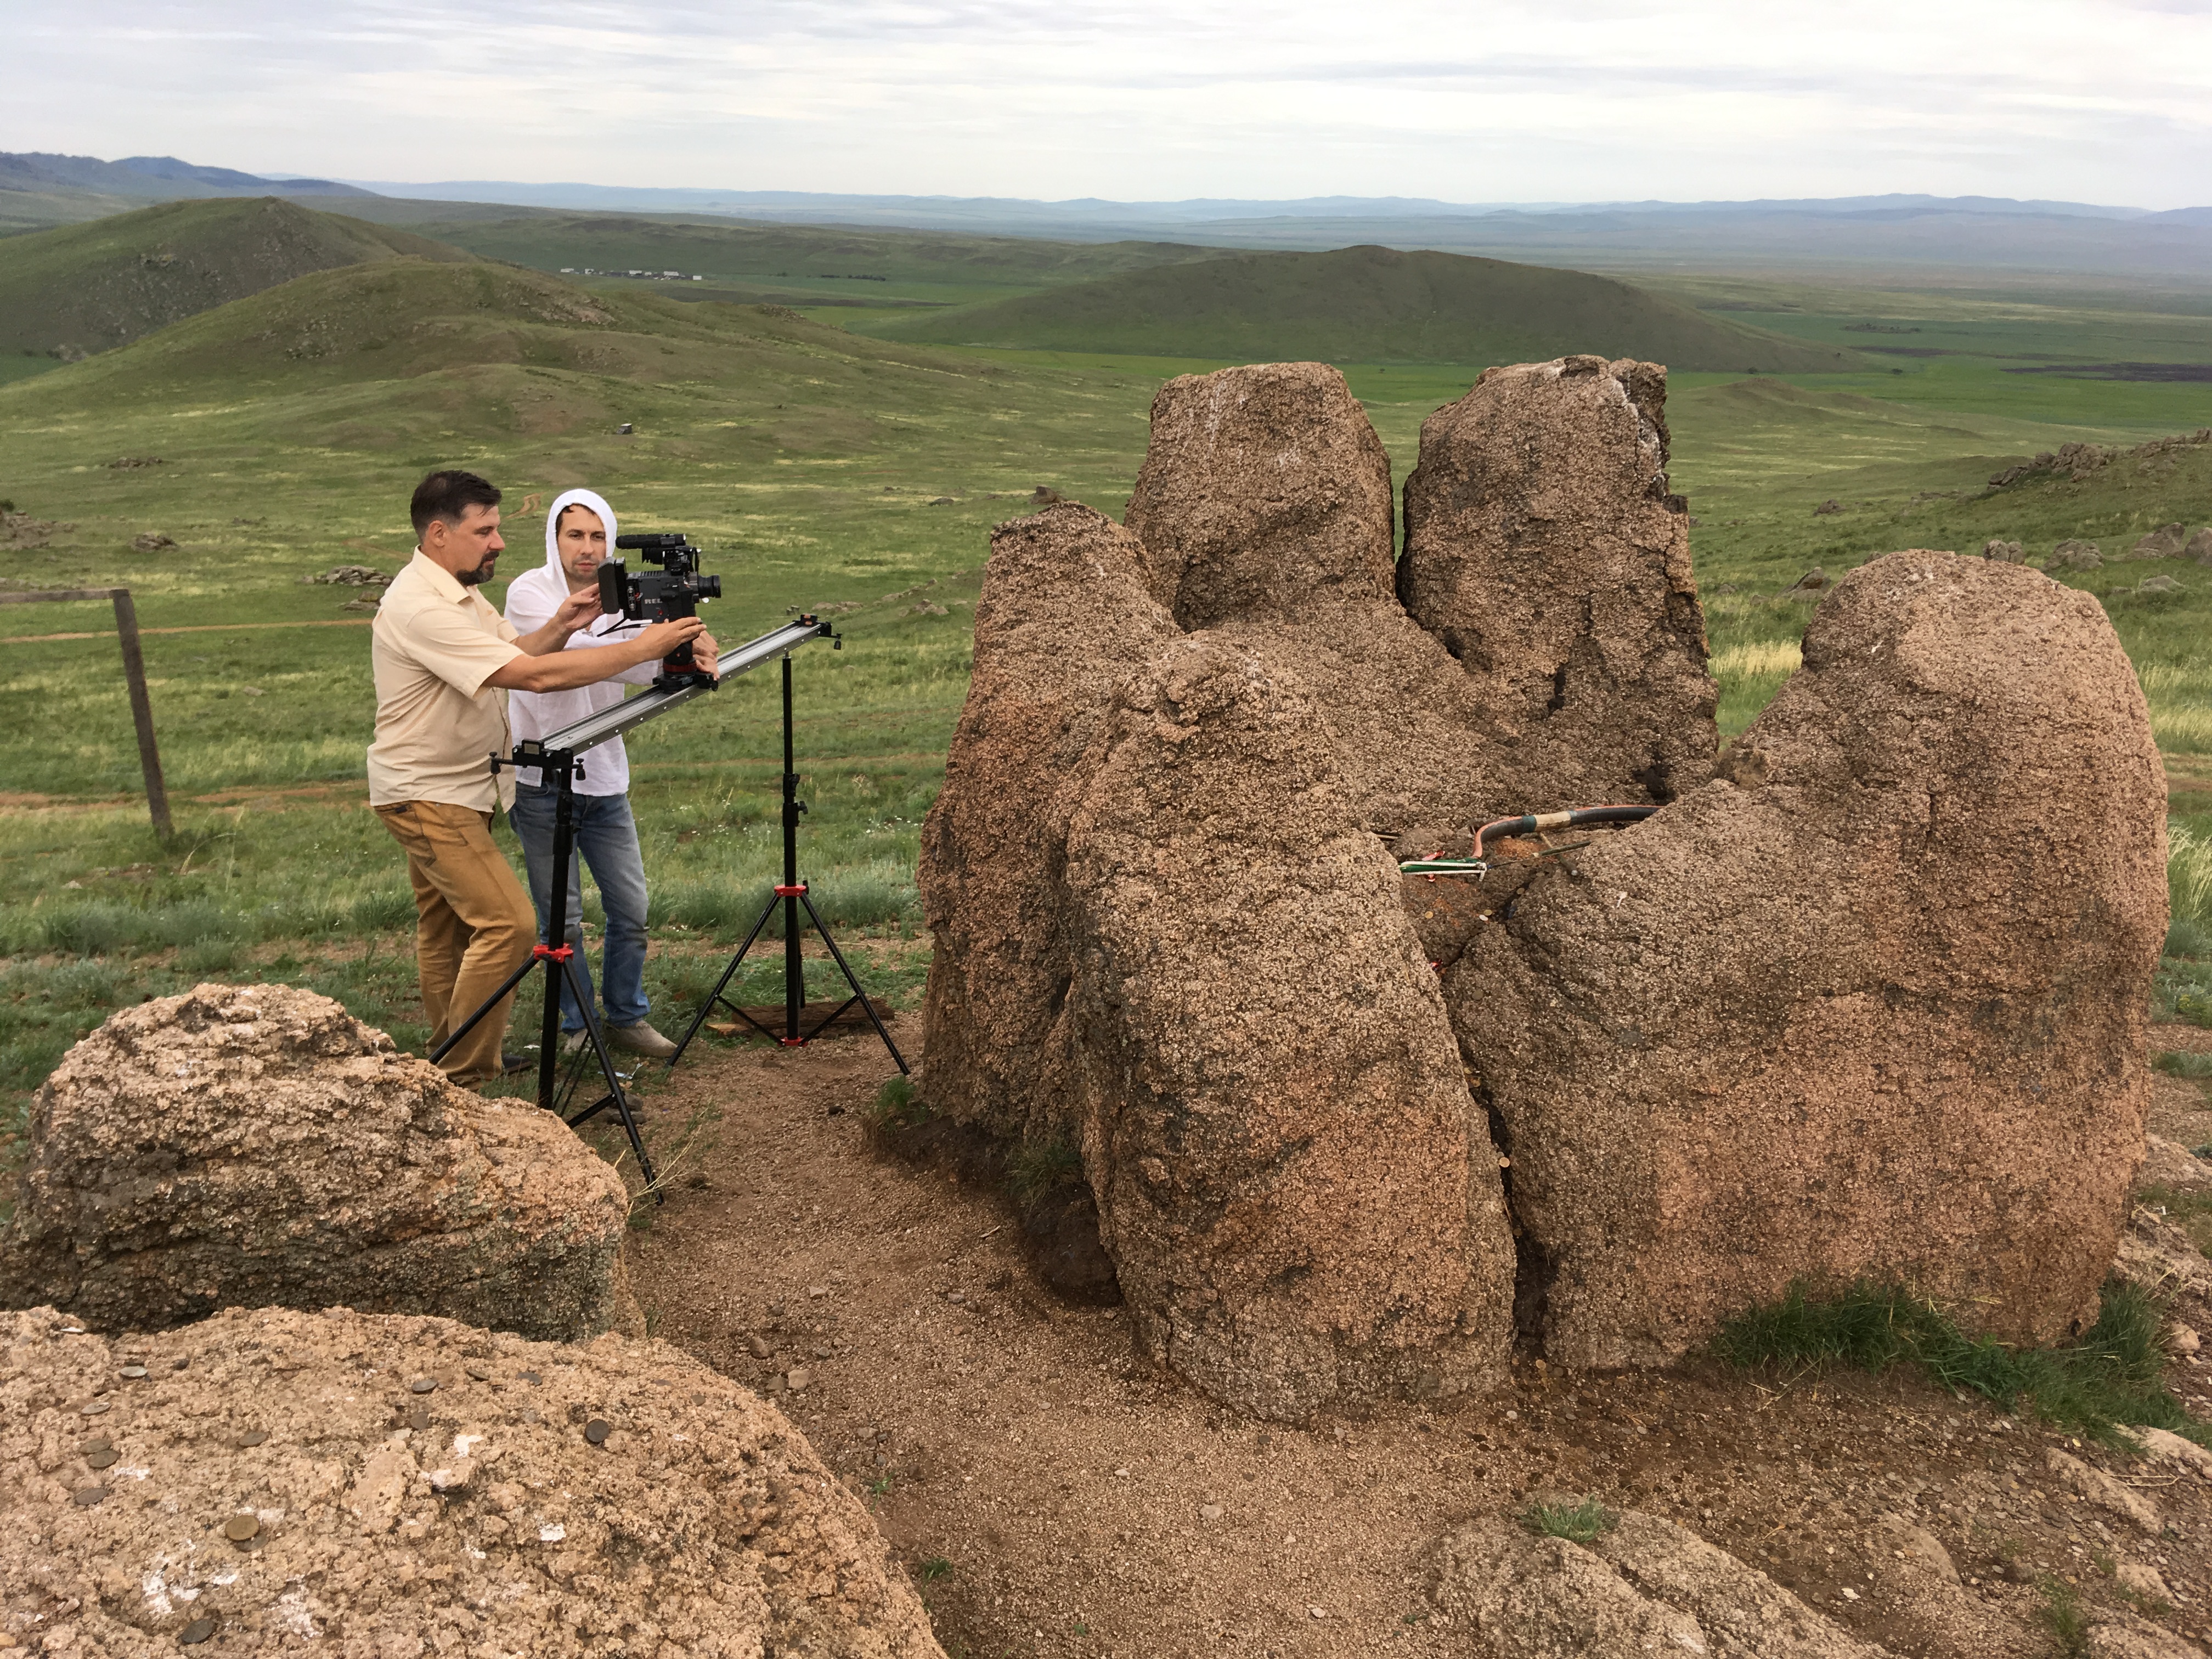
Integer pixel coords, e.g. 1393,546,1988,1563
515,617,580,657
489,638,661,693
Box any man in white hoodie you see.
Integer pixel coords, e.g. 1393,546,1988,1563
504,488,718,1058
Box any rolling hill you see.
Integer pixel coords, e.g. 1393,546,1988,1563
0,253,1060,465
374,211,1225,293
865,245,1861,371
0,197,473,359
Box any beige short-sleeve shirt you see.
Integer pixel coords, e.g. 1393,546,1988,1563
367,551,525,810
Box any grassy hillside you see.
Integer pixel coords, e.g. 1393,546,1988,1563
862,245,1861,372
3,257,2210,1147
399,211,1223,302
0,198,473,360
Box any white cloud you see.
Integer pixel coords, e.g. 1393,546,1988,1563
3,0,2207,206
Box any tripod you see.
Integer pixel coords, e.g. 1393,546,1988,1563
430,739,661,1195
668,651,909,1073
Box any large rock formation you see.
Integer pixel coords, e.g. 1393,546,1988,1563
918,356,2164,1417
0,983,636,1341
1063,636,1515,1420
1449,552,2167,1365
916,504,1182,1146
0,1304,943,1658
1400,354,1717,806
1124,362,1504,832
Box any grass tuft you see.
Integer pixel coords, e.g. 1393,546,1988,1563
2155,1049,2212,1079
1714,1277,2205,1449
1522,1497,1615,1545
1005,1135,1085,1200
866,1074,928,1132
2038,1573,2092,1656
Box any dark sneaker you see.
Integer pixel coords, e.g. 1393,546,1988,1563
607,1020,678,1059
499,1052,535,1076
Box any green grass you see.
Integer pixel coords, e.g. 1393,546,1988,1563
0,198,471,358
860,246,1854,373
5,246,2212,1174
1714,1278,2206,1450
1522,1498,1616,1544
2039,1575,2093,1657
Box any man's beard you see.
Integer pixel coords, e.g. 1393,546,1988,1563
457,557,497,586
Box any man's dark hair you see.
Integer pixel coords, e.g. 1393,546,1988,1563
410,470,502,538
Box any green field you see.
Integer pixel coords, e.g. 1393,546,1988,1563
3,205,2210,1171
851,244,1857,373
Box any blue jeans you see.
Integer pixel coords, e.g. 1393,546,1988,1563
506,786,651,1033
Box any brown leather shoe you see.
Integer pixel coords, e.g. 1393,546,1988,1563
607,1020,678,1059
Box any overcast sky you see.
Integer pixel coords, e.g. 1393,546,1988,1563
7,0,2210,208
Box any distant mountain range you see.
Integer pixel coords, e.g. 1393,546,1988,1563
5,153,2209,285
344,180,2198,227
0,151,371,200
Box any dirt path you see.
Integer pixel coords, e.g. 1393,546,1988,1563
608,1026,2212,1658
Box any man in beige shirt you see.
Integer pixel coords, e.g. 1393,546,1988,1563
369,470,705,1085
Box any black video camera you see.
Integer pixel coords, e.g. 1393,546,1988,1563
601,532,724,687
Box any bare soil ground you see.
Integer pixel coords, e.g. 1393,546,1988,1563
598,1020,2212,1659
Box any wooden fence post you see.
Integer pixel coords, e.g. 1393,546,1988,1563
0,585,174,838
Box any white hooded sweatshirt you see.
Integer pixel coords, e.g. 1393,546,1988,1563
503,488,660,795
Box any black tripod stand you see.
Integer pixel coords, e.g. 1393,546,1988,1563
430,736,661,1194
668,650,908,1073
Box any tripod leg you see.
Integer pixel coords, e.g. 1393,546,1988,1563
561,956,661,1199
429,952,540,1068
667,890,780,1069
799,890,909,1073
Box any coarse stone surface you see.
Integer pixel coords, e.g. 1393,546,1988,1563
0,1304,942,1658
1450,552,2167,1366
916,504,1182,1145
1430,1509,1888,1657
0,983,636,1341
1398,354,1718,808
1063,634,1515,1422
1123,360,1503,832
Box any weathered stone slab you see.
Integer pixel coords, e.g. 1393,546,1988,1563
1400,354,1718,808
1448,552,2166,1365
916,503,1183,1144
1064,635,1515,1420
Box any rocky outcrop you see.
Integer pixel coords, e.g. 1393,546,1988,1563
2132,523,2187,559
0,1304,943,1658
1398,355,1718,807
915,505,1182,1145
1449,552,2167,1365
1430,1509,1887,1658
1064,636,1515,1421
2049,538,2104,572
1124,362,1503,831
0,983,635,1341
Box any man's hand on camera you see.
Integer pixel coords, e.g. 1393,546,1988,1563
555,586,603,633
636,617,707,660
693,631,721,679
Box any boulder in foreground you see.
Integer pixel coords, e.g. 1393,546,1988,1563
0,1304,942,1657
0,983,635,1341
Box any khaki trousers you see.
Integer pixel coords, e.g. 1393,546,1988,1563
374,800,535,1084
